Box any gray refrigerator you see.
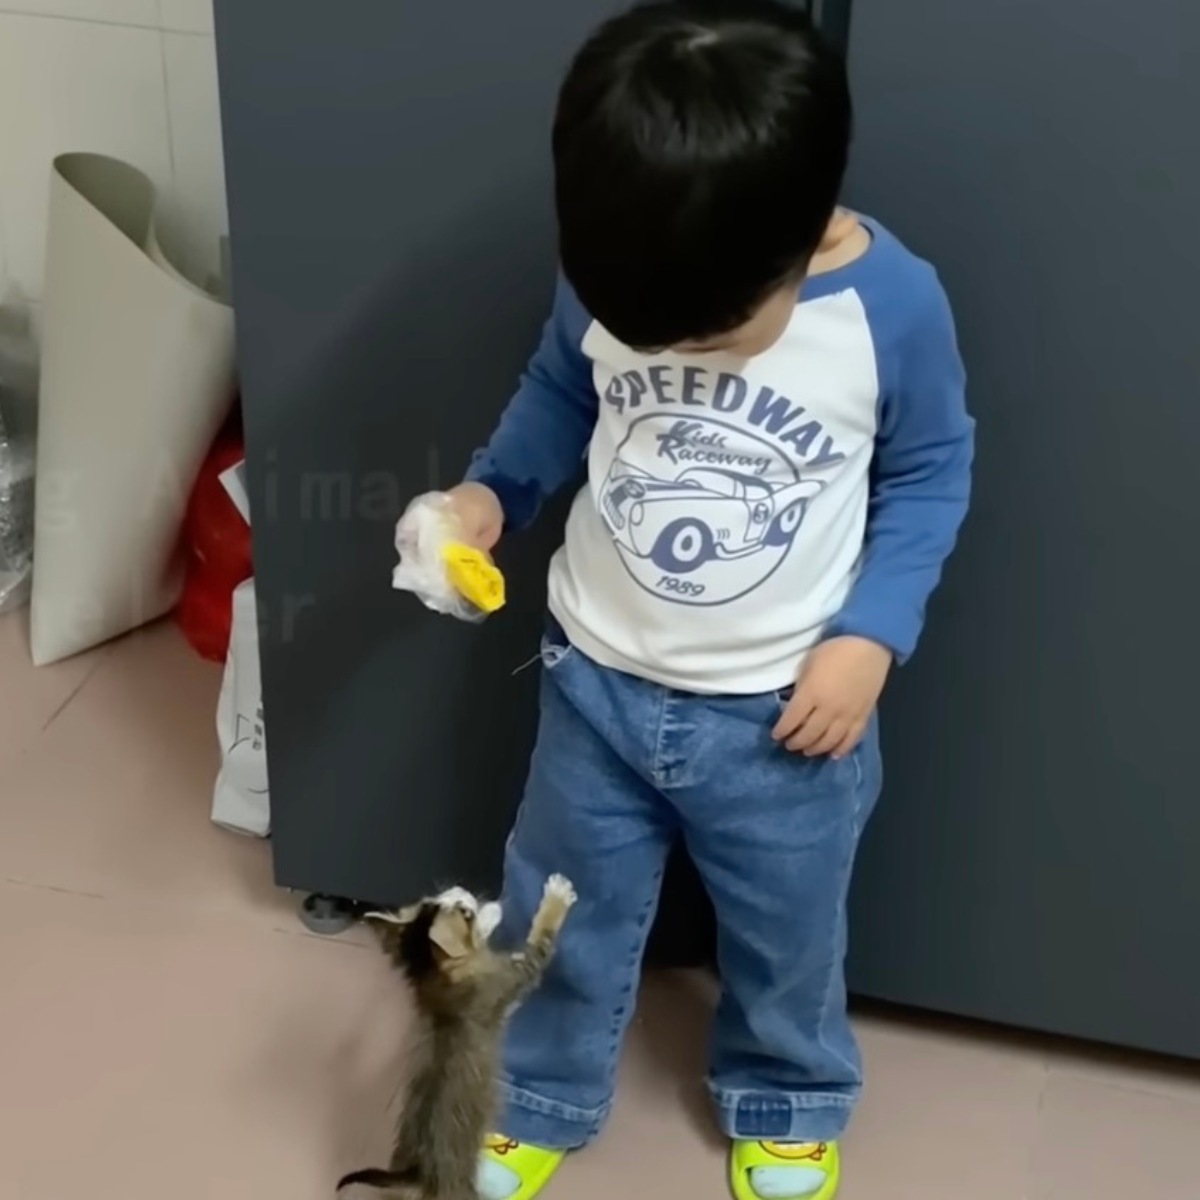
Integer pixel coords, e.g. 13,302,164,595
214,0,1200,1052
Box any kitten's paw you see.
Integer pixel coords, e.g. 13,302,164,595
544,875,577,908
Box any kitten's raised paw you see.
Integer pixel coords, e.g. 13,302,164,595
544,875,577,907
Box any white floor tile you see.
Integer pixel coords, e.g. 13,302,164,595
3,619,1200,1199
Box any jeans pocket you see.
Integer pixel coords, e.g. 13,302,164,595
539,616,574,672
773,684,868,786
540,637,574,671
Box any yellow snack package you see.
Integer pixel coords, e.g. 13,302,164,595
440,541,506,614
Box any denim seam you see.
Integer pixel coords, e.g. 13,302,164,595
650,686,669,788
604,868,663,1078
709,1084,858,1111
499,1080,611,1126
539,637,574,671
812,778,864,1082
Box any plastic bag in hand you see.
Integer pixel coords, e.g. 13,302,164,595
392,492,505,622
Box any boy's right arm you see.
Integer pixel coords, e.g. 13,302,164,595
449,276,597,548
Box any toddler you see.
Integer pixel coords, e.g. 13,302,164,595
440,3,973,1197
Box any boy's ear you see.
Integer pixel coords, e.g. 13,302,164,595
429,908,473,960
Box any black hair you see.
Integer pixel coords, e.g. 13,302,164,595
553,0,852,349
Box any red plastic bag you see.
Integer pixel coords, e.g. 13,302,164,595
178,566,238,662
177,419,252,662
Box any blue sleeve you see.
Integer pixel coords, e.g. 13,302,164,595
464,276,597,530
826,273,975,662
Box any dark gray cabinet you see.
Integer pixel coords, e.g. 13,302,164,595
215,1,620,908
843,0,1200,1056
216,0,1200,1053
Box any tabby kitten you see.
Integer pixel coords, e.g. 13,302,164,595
338,877,577,1199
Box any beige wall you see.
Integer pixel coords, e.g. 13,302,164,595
0,0,226,304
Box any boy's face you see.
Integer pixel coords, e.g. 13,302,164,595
670,281,799,359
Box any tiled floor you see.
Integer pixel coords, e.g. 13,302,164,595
2,613,1199,1199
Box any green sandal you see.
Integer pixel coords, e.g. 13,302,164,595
479,1135,566,1200
729,1140,841,1200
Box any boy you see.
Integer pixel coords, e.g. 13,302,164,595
439,3,973,1197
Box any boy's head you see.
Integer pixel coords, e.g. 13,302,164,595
554,0,852,354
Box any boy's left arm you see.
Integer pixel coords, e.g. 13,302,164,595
774,277,975,758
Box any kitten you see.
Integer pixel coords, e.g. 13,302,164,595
337,876,577,1199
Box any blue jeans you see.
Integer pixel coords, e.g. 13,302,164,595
495,622,883,1149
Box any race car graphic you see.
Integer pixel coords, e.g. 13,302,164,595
600,460,824,575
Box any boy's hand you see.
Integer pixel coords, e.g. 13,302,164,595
445,482,504,552
772,636,892,759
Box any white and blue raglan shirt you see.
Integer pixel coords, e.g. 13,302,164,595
467,218,974,695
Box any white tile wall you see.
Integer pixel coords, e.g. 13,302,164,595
161,30,227,289
0,0,158,26
157,0,211,35
0,0,226,302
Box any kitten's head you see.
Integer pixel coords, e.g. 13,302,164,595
366,887,502,984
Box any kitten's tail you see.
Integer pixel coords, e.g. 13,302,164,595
336,1165,420,1196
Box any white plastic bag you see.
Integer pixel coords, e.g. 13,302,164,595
212,577,269,837
0,306,37,616
0,430,34,615
392,491,501,622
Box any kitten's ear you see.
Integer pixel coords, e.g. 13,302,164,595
364,903,422,927
477,901,503,941
429,909,473,960
363,903,423,955
363,912,402,926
